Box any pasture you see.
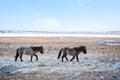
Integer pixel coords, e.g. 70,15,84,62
0,37,120,80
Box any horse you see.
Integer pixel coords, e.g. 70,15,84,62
15,46,43,62
57,46,87,62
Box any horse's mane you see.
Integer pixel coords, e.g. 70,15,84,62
73,47,79,52
74,46,86,52
30,46,42,51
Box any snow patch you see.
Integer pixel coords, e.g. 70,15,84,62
0,57,120,75
93,40,120,45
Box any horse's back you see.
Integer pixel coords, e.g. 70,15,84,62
63,47,77,56
18,47,34,55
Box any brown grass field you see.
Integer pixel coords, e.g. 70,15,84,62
0,36,120,80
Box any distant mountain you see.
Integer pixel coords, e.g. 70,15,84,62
0,30,120,36
107,31,120,35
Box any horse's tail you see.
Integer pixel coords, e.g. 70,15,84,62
15,48,19,61
57,49,63,59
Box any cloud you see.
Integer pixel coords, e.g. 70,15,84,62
41,18,59,27
77,0,85,6
83,24,120,31
75,0,93,7
32,17,60,30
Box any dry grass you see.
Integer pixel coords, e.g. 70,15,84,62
0,36,120,80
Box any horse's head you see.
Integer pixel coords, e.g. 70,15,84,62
39,46,44,54
77,46,87,54
81,46,87,54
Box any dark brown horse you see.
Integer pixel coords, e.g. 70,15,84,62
15,46,43,62
57,46,87,62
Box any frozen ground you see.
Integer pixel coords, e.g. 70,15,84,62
93,39,120,45
0,54,120,80
0,37,120,79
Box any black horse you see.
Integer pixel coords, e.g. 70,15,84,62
57,46,87,62
15,46,43,62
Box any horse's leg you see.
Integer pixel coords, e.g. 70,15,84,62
30,55,33,62
15,54,19,61
62,55,65,62
65,56,68,61
70,56,75,61
34,54,38,61
15,55,19,61
76,55,79,62
15,49,19,61
20,54,23,62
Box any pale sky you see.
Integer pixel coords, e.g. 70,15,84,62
0,0,120,31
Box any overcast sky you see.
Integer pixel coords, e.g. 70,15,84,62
0,0,120,31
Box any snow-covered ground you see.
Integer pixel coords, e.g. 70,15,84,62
0,54,120,78
93,39,120,45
